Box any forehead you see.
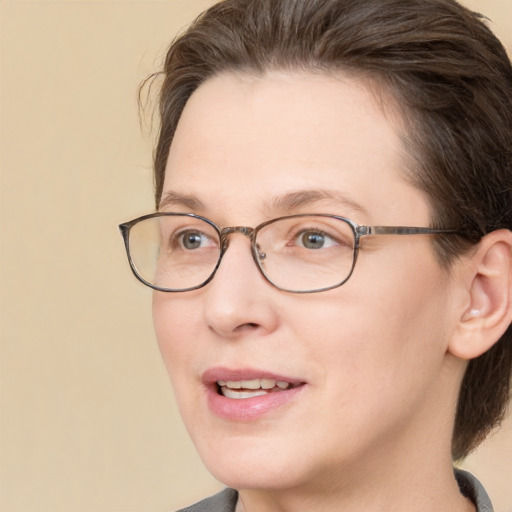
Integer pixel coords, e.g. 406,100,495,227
163,71,429,226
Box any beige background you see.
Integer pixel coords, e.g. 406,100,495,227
0,1,511,511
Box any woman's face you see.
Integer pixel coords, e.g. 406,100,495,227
153,71,460,492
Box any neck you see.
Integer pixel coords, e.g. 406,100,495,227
235,353,474,512
235,460,476,512
235,401,474,512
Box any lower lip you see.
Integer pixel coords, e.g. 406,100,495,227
206,384,305,421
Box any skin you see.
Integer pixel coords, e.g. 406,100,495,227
153,71,476,512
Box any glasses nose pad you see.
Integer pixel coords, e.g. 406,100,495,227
255,243,266,261
220,235,230,252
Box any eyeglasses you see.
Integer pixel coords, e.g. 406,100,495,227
119,212,459,293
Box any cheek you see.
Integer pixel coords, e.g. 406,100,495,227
152,293,200,379
152,292,214,434
292,248,452,403
354,238,451,333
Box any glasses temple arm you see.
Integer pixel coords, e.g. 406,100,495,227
356,226,459,236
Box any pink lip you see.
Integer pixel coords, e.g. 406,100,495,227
202,367,306,421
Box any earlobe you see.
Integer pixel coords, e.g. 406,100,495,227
449,229,512,360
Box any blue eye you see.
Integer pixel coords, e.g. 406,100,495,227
176,230,216,250
297,230,337,249
182,232,203,249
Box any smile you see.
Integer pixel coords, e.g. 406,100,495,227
217,379,298,399
203,368,306,420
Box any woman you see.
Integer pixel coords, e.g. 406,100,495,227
120,0,512,510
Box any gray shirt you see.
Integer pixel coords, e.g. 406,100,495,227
177,469,493,512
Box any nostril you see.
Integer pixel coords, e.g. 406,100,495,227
234,322,259,332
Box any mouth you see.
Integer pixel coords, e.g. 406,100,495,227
216,378,302,399
203,368,306,420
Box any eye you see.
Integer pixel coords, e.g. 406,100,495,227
296,230,338,249
182,231,203,249
175,229,216,250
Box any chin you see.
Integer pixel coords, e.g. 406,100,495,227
193,436,307,490
207,461,303,492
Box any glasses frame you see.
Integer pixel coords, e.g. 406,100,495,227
119,212,460,294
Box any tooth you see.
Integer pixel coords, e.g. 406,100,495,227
240,379,261,389
222,387,268,399
261,378,276,389
238,390,267,399
219,378,291,390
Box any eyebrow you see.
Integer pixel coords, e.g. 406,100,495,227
265,189,370,219
159,191,204,211
159,188,369,219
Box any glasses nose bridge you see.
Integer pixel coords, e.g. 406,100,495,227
219,225,256,248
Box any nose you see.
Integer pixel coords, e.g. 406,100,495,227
202,233,280,339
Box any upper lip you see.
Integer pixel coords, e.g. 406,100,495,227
202,367,305,386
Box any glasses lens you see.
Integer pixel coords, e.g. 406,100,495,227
255,215,356,292
128,214,220,290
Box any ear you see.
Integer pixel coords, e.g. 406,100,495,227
448,229,512,360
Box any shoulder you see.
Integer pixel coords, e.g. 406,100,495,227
176,488,238,512
455,468,494,512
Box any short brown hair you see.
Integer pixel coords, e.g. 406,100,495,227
148,0,512,460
